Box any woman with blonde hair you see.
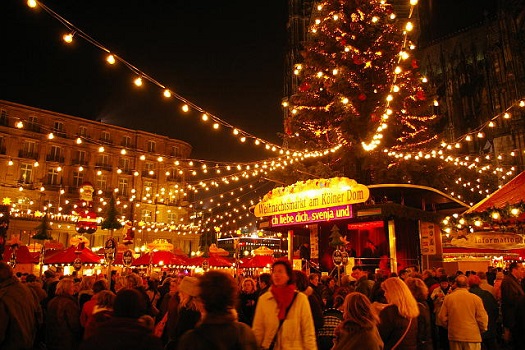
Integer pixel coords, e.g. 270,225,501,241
332,292,383,350
378,277,419,350
238,277,258,325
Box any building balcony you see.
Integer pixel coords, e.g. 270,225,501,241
71,159,89,166
99,138,113,144
18,150,39,160
95,163,112,171
26,124,41,133
46,154,65,163
53,131,67,139
142,171,157,179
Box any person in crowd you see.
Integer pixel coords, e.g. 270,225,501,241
378,277,419,350
318,294,344,350
421,270,439,296
114,275,128,293
25,273,47,303
252,259,317,350
178,271,258,350
145,277,161,313
156,276,179,344
77,275,96,310
360,240,379,272
438,275,488,350
308,272,324,304
500,262,524,349
257,273,271,297
42,269,59,310
165,276,201,350
83,290,116,340
238,277,258,326
126,273,158,317
399,269,409,281
405,277,432,350
352,265,373,299
435,268,447,280
370,270,388,303
46,278,82,350
157,276,173,306
321,277,336,308
476,271,496,298
332,292,383,350
79,288,163,350
0,261,40,350
430,275,451,350
492,271,504,302
80,279,108,329
294,270,324,333
468,274,498,350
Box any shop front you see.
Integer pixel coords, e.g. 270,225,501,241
254,177,468,274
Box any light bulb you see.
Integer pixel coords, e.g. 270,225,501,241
134,77,143,86
106,54,116,65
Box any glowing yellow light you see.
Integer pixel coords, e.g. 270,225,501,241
491,212,500,220
27,0,37,8
520,100,525,107
76,138,82,144
394,66,402,74
134,77,143,86
474,220,482,227
16,121,23,128
372,16,379,23
477,132,484,138
410,0,418,4
98,146,105,153
48,133,54,140
157,156,163,162
7,160,13,166
106,54,116,64
282,101,289,107
390,14,396,20
213,123,219,129
202,114,209,121
140,155,146,160
333,14,339,21
465,135,472,141
316,72,323,78
34,162,39,167
433,100,439,107
422,77,428,83
233,129,239,135
63,33,74,43
503,112,511,119
120,149,126,155
332,69,338,75
386,94,393,102
181,104,189,112
163,89,171,98
405,22,413,31
511,208,520,216
488,121,495,127
342,97,349,104
393,85,400,93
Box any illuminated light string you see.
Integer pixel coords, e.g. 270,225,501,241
24,0,342,157
290,0,424,152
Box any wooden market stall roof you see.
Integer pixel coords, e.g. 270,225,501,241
465,170,525,214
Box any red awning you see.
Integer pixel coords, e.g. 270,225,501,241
45,245,102,264
241,255,274,268
2,245,39,264
132,251,188,266
186,255,234,267
467,170,525,213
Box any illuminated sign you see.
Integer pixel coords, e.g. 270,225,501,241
270,205,353,227
450,232,525,250
254,177,369,217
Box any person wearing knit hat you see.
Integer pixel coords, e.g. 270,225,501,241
165,276,201,350
178,276,200,297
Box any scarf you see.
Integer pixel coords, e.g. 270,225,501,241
271,284,296,320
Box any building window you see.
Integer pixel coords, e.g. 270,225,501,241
167,211,177,223
0,110,8,125
73,150,87,165
28,115,40,132
96,154,110,168
0,136,5,154
118,178,129,196
96,175,107,191
119,158,131,172
78,126,88,137
101,131,111,142
73,171,84,188
54,121,64,133
48,145,63,162
47,168,60,185
19,164,33,184
23,140,37,154
141,209,153,222
122,135,132,147
171,145,180,157
147,140,156,152
145,162,154,171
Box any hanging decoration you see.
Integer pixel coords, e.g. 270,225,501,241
75,182,98,234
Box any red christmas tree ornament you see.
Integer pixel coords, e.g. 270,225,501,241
352,55,364,65
411,59,419,69
370,113,379,122
415,90,426,100
298,81,310,92
358,93,367,101
340,38,347,46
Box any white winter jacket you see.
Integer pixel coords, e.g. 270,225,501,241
252,288,317,350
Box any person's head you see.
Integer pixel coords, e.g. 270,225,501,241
509,262,524,279
405,277,429,302
95,290,116,308
342,292,379,328
422,269,433,280
271,260,294,287
55,278,75,296
333,294,345,309
258,273,271,290
199,271,237,314
438,275,450,289
43,269,56,281
293,270,309,292
477,271,487,280
93,279,109,294
327,277,336,288
114,276,128,292
25,274,37,283
381,277,419,319
436,267,446,277
126,273,143,288
0,262,13,282
168,277,179,295
308,272,320,286
178,276,200,303
351,266,367,280
242,277,256,294
468,274,481,287
455,274,468,288
79,275,96,292
114,288,147,318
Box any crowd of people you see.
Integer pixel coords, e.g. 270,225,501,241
1,259,524,350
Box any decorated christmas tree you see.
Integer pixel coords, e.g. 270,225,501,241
33,213,53,241
281,0,496,204
329,225,345,247
101,195,121,236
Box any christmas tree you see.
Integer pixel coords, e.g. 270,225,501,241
101,195,121,236
329,225,345,247
281,0,496,203
33,213,53,241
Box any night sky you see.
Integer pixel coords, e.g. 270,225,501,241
0,0,288,162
